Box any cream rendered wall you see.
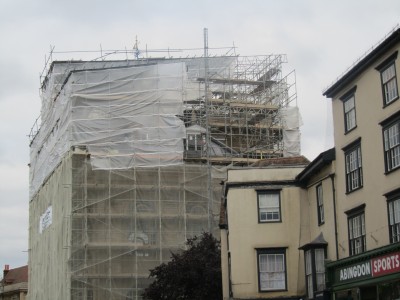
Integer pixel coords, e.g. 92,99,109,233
228,167,304,183
28,153,72,300
331,43,400,259
226,167,306,299
220,228,230,300
300,162,338,261
21,291,27,300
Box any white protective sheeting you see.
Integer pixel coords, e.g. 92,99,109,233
281,106,302,157
30,62,187,198
30,55,300,198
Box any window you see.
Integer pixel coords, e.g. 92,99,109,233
315,249,325,292
388,198,400,243
185,133,206,153
347,206,366,256
383,117,400,172
344,95,356,132
305,250,313,298
340,86,357,134
316,184,324,225
305,248,326,299
258,191,281,222
387,189,400,243
344,141,363,193
381,63,399,105
377,51,399,106
257,248,286,292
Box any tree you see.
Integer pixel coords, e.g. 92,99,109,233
142,232,222,300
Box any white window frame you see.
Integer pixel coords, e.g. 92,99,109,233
305,250,314,299
376,51,399,106
348,211,366,256
257,191,281,223
315,249,325,291
257,248,287,292
304,248,326,299
345,143,363,193
383,119,400,172
185,133,205,151
388,193,400,243
316,184,324,225
344,95,356,132
381,62,399,105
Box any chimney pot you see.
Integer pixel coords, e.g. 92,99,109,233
3,264,10,280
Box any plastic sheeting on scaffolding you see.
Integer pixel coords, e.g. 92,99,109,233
30,62,188,198
30,55,300,199
28,53,301,300
28,153,225,299
281,106,302,157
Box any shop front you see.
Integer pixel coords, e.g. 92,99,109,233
326,243,400,300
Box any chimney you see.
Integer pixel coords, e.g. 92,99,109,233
3,265,9,279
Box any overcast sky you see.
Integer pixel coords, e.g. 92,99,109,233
0,0,399,272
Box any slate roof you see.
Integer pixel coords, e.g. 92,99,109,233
2,265,28,285
251,155,310,167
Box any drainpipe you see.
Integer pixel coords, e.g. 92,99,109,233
221,181,233,300
330,174,339,260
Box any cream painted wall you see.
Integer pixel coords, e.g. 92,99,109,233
220,228,230,300
225,166,306,298
299,162,338,261
228,167,304,183
331,43,400,258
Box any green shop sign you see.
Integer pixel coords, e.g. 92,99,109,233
334,251,400,284
336,261,372,283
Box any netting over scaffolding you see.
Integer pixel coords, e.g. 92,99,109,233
68,157,224,299
29,151,225,299
29,55,300,198
28,53,300,299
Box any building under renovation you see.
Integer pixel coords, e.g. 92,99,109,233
28,45,301,299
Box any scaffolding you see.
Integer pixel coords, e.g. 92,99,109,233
28,50,299,299
69,157,223,299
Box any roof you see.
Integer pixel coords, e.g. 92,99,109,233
296,148,335,186
251,155,310,167
186,124,207,134
299,232,328,250
323,27,400,98
2,265,28,285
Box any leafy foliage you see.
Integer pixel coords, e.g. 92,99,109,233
142,232,222,300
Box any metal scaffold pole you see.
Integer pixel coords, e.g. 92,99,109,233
28,35,299,299
203,28,213,231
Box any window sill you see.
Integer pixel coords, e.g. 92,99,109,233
349,251,366,257
345,125,357,135
385,165,400,175
259,288,287,293
259,220,282,224
383,96,399,108
345,186,363,195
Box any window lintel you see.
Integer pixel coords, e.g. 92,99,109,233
256,189,282,193
379,110,400,127
341,137,362,152
375,51,399,71
256,247,287,252
339,86,357,102
345,203,366,216
384,187,400,200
